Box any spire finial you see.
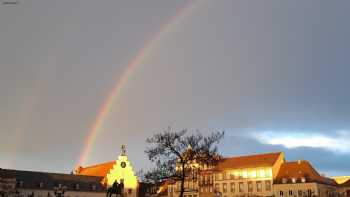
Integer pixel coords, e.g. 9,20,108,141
121,144,126,155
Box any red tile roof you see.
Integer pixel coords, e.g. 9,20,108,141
275,160,337,186
341,179,350,187
75,161,115,177
214,152,283,170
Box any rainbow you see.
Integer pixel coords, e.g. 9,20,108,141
77,0,202,167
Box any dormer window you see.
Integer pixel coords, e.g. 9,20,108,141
282,178,287,184
39,182,44,188
301,177,306,183
291,178,296,183
91,185,96,191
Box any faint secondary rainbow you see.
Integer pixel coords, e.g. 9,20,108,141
77,0,202,167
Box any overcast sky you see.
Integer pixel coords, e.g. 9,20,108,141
1,0,349,176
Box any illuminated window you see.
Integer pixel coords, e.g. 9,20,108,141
242,171,248,178
223,183,227,193
234,171,239,179
248,182,253,192
266,169,272,177
259,169,265,178
256,181,262,192
250,170,257,178
239,182,244,193
230,183,235,193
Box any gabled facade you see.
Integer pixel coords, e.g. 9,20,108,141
75,145,139,197
273,160,338,197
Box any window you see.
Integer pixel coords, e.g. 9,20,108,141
249,170,257,178
298,190,303,197
248,181,253,192
230,182,235,193
239,182,244,193
215,184,220,192
307,189,312,196
292,178,296,183
258,169,265,178
280,191,284,196
256,181,262,192
39,182,44,188
242,171,248,178
223,183,227,193
209,186,213,192
230,173,235,180
282,178,287,184
265,181,271,191
215,173,220,181
301,177,306,183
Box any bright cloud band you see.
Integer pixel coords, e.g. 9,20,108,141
253,130,350,153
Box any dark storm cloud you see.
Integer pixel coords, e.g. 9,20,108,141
1,0,350,176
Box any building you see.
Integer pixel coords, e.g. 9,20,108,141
75,145,139,197
338,179,350,197
273,160,337,197
0,168,106,197
0,145,139,197
166,152,344,197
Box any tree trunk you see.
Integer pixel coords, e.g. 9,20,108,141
180,162,185,197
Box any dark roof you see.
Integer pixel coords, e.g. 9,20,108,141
274,161,337,186
213,152,283,170
0,168,106,192
75,161,115,177
340,179,350,187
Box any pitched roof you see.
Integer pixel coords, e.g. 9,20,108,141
214,152,283,170
0,168,106,192
75,161,115,177
274,161,337,186
340,179,350,187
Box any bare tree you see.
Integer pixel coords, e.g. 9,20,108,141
144,128,224,197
